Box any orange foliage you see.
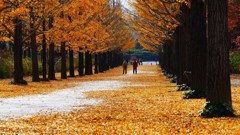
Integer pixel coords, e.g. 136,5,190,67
0,0,133,54
128,0,181,52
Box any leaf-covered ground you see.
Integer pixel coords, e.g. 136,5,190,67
0,65,239,134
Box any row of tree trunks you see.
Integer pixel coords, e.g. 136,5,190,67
10,16,123,84
62,50,122,77
10,16,123,83
160,0,234,117
160,4,192,86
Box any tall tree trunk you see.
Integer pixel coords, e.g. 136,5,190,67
69,48,75,77
48,43,56,80
48,17,56,80
201,0,234,117
94,54,99,74
85,51,92,75
11,18,27,85
42,19,48,81
172,32,178,77
30,8,39,82
78,48,84,76
176,5,191,88
61,42,67,79
176,26,189,86
184,0,207,98
12,18,21,83
30,31,39,82
175,27,182,84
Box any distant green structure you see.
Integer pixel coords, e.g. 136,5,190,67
123,42,159,61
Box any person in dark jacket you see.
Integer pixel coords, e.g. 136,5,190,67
122,60,128,74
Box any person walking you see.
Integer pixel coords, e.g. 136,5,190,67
122,60,128,74
133,60,138,74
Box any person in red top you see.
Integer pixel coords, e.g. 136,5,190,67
133,60,138,74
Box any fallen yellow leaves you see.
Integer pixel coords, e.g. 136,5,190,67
0,70,121,98
0,65,239,134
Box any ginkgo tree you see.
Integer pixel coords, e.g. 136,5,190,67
0,0,63,83
129,0,181,78
128,0,235,117
129,0,180,52
0,0,134,84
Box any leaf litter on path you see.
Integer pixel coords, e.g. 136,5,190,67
0,63,239,134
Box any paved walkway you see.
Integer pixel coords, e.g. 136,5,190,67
0,62,157,120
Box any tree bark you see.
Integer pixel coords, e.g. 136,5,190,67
12,18,26,85
102,52,107,71
184,0,207,98
172,32,178,77
30,8,40,82
164,43,169,73
99,53,104,73
176,25,189,85
119,52,124,66
85,51,92,75
206,0,231,104
61,42,67,79
94,54,99,74
200,0,234,117
42,19,48,81
108,51,113,69
78,48,84,76
178,5,191,86
48,17,56,80
69,48,75,77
